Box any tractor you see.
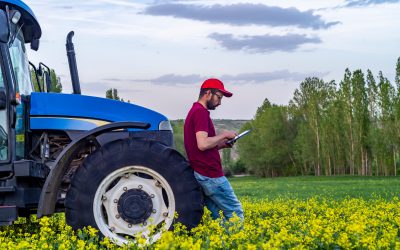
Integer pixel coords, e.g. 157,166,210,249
0,0,203,245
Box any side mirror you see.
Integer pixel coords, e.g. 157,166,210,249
31,38,40,51
0,10,9,43
0,87,7,110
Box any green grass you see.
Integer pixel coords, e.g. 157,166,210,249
229,175,400,200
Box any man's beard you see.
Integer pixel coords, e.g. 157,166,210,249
206,99,217,110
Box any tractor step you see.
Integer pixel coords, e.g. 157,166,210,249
0,186,15,192
0,205,17,225
14,160,48,178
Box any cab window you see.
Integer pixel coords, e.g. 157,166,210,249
8,26,33,96
0,60,8,161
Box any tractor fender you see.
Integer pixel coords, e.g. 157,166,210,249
37,122,150,218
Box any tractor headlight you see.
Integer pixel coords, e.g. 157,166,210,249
158,120,172,131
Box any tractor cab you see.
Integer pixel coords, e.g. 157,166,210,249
0,0,41,166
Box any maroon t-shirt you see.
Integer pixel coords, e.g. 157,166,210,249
184,102,223,178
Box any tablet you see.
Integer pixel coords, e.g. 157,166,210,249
226,129,252,145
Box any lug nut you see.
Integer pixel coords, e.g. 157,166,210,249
124,173,130,178
116,214,120,219
143,222,147,226
110,227,115,231
128,224,132,228
155,182,161,187
101,195,107,201
138,185,143,189
150,194,155,198
152,209,156,213
123,187,128,191
163,212,168,217
113,199,118,203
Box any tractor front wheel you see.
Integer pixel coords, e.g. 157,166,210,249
65,138,203,245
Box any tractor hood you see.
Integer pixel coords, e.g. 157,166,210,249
29,92,169,131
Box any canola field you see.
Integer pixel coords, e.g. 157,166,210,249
1,176,400,249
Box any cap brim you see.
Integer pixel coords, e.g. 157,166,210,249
221,89,233,97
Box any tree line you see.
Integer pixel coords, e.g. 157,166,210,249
237,57,400,177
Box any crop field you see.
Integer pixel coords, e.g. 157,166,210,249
1,176,400,249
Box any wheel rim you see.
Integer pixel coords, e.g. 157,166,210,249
93,166,175,246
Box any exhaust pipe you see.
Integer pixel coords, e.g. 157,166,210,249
66,31,81,94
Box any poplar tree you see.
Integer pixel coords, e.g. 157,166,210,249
351,70,369,175
366,69,379,175
377,71,396,175
339,69,355,174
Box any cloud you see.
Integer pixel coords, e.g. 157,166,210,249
148,74,204,85
101,74,203,85
221,71,328,83
132,71,329,85
143,3,339,30
343,0,400,7
208,33,321,53
221,70,326,84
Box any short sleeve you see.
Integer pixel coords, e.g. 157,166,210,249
192,109,209,134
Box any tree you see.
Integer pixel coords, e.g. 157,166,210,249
395,57,400,91
238,99,292,177
49,69,62,93
377,71,396,175
394,57,400,175
338,69,355,174
351,70,369,175
106,88,120,100
290,77,333,176
30,68,62,93
170,120,186,158
236,59,400,177
366,69,379,175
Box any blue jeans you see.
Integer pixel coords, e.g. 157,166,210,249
194,171,244,220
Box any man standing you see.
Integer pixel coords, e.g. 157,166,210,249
184,78,244,220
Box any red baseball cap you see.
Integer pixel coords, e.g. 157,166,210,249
201,78,233,97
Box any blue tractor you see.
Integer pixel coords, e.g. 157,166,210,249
0,0,203,245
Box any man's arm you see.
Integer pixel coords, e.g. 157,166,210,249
196,130,236,151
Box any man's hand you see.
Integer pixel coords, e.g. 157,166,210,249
196,130,237,151
217,130,237,149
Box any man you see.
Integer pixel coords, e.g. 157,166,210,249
184,78,244,220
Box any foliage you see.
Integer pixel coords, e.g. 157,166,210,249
238,57,400,177
106,88,120,100
171,119,186,158
230,175,400,200
228,158,246,175
152,197,400,249
238,99,294,177
0,214,102,249
1,176,400,249
30,69,62,93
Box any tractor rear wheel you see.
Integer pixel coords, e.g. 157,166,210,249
65,138,203,245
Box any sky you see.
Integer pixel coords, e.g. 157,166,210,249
24,0,400,120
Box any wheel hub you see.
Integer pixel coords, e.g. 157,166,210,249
94,166,176,245
117,189,153,224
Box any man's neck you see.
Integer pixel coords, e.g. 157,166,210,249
197,99,207,109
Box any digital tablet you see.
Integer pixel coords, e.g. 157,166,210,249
226,129,252,145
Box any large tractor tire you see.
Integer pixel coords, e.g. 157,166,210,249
65,138,203,245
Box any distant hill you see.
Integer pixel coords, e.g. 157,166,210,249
171,119,249,133
212,119,249,133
